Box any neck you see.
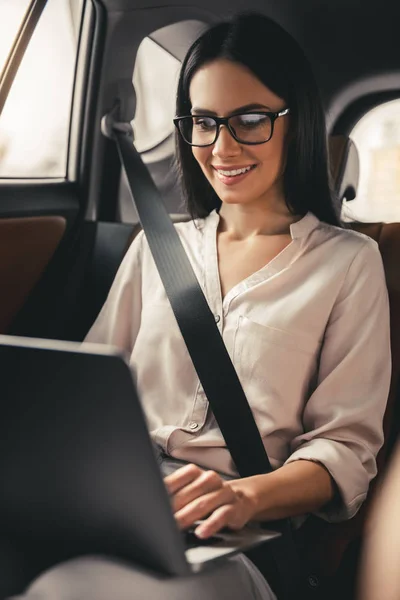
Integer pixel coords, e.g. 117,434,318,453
218,199,301,240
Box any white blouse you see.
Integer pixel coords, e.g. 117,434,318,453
85,210,391,522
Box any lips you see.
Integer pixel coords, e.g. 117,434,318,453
212,164,257,185
212,164,257,176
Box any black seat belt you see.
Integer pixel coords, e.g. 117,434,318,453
103,111,318,598
101,104,272,480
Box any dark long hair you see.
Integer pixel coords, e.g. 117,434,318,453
175,12,341,226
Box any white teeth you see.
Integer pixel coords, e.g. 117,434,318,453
217,166,253,177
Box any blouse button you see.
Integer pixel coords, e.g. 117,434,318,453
189,422,199,430
214,314,221,323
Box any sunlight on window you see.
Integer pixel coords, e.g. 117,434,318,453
343,99,400,223
0,0,83,178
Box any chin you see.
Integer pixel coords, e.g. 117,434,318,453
215,187,261,206
217,193,244,204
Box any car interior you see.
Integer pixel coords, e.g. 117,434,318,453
0,0,399,598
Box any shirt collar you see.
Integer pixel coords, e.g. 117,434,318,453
289,212,321,239
201,209,321,240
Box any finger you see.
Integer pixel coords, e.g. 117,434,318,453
164,464,203,495
195,504,235,538
172,469,223,512
195,492,251,538
175,486,236,530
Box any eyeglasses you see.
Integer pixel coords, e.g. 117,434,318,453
173,108,290,147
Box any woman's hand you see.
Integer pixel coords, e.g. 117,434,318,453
164,463,257,539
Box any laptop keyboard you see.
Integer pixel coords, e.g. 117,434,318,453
183,529,223,549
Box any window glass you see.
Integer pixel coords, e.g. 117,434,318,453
343,99,400,223
132,37,181,153
0,0,31,71
0,0,84,178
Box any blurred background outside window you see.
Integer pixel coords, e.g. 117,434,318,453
0,0,83,178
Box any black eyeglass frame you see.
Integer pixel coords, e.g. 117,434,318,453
173,108,290,147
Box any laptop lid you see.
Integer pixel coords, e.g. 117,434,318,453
0,335,190,577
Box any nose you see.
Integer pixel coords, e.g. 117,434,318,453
212,124,242,158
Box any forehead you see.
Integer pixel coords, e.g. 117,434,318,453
189,59,284,114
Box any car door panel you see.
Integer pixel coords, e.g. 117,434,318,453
0,180,81,334
0,215,66,333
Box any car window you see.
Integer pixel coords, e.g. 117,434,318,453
0,0,84,178
132,37,181,153
119,21,207,223
343,99,400,223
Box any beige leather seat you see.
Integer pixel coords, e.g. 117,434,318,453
329,135,360,202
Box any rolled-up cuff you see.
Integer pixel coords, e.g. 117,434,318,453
285,438,373,522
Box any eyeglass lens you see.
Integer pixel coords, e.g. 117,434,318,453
179,113,273,146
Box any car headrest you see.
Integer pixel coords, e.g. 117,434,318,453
329,135,360,202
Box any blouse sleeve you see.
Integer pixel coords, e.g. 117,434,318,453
285,237,391,522
84,231,144,353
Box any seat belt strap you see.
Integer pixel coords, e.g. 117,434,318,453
113,127,273,479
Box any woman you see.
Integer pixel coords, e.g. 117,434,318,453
24,12,390,600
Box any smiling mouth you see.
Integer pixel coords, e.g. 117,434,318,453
213,165,257,177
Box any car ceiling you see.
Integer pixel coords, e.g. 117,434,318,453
98,0,400,128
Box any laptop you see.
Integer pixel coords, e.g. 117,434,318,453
0,334,279,576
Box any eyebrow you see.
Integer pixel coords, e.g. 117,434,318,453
190,103,273,115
